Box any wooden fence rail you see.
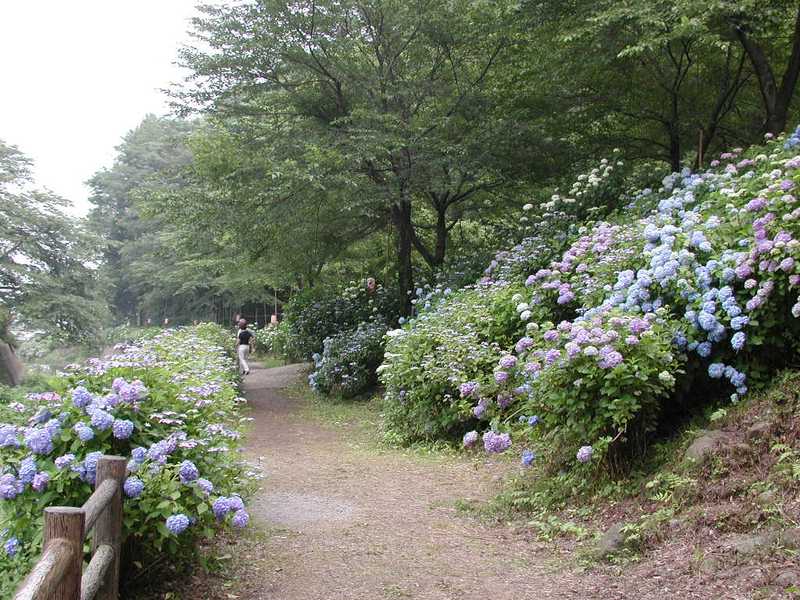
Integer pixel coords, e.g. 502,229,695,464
14,455,126,600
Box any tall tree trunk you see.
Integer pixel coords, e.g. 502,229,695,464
668,124,681,172
391,196,414,316
733,6,800,134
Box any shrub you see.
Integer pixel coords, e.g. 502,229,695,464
379,283,526,443
0,324,253,596
457,131,800,475
382,129,800,482
282,280,399,359
309,322,388,398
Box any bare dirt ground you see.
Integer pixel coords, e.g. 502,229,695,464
171,363,790,600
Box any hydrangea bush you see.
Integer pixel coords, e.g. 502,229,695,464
0,324,254,595
379,283,527,443
281,280,399,360
382,128,800,479
309,321,388,398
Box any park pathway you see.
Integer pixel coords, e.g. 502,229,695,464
234,361,583,600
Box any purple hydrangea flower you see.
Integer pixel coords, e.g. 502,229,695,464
483,431,512,454
32,472,49,492
18,457,37,484
576,445,594,463
494,371,509,383
165,514,190,535
212,497,231,520
459,381,478,399
472,403,486,418
89,409,114,431
71,386,93,409
196,478,214,495
0,474,21,499
227,495,245,512
111,419,134,440
179,460,200,483
498,355,517,369
54,454,75,470
231,510,249,528
123,477,144,498
462,430,479,448
24,428,53,455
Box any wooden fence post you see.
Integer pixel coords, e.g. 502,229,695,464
44,507,84,600
92,456,126,600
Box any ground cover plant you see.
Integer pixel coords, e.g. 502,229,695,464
381,128,800,491
0,324,253,596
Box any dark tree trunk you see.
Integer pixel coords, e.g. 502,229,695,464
434,208,447,266
733,6,800,135
668,125,681,172
391,196,414,316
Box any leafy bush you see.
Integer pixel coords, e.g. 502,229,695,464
383,130,800,481
253,324,282,354
309,322,388,398
379,283,526,443
0,324,253,596
281,280,399,359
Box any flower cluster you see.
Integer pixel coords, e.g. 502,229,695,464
0,324,254,591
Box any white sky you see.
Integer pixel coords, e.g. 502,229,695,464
0,1,203,216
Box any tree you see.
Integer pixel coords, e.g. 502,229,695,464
0,140,107,343
173,0,522,314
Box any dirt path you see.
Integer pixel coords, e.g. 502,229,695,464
233,361,584,600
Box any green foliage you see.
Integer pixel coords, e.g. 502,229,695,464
281,281,399,360
309,322,388,398
379,284,520,443
0,325,252,595
0,140,109,344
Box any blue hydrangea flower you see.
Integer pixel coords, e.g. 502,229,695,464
179,460,199,483
123,477,144,498
74,423,94,442
4,537,19,557
0,474,21,499
24,428,53,455
527,415,539,427
731,331,746,351
89,409,114,431
111,419,134,440
165,514,190,535
212,497,231,520
708,363,725,379
18,457,37,484
71,386,93,409
231,510,249,528
0,425,19,448
521,449,535,467
54,454,75,470
131,447,147,463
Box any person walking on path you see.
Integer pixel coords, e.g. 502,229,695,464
235,318,254,375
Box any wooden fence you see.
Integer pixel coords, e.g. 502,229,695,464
14,455,126,600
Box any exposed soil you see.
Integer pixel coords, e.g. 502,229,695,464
156,363,797,600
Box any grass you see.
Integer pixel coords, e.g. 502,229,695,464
253,352,287,369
